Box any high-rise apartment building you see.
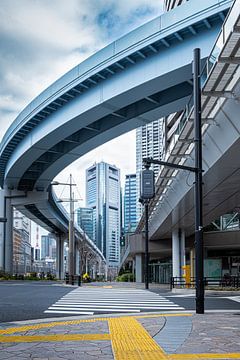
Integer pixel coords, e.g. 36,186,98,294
124,174,137,233
86,162,121,267
13,209,31,272
136,119,164,221
76,207,94,240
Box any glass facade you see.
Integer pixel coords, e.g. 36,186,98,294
76,207,94,240
86,162,121,266
41,235,56,260
124,174,137,233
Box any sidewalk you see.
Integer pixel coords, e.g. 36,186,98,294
0,311,239,359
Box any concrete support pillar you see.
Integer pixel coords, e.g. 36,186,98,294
0,189,5,270
190,248,195,278
180,229,186,276
75,248,80,275
5,193,13,274
56,235,64,279
172,229,186,278
135,254,143,283
172,229,180,278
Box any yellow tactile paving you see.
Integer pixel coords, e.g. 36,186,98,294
0,313,191,335
168,354,240,359
0,317,107,335
0,313,239,360
109,316,167,359
0,333,110,343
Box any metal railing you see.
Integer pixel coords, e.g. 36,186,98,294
171,276,240,289
65,273,82,286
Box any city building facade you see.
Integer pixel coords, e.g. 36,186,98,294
136,119,164,221
76,207,94,240
41,234,56,260
86,162,121,267
124,174,137,233
13,209,31,273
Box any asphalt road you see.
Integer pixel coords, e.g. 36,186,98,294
0,281,73,323
0,281,239,323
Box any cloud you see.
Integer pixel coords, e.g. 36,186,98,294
0,0,164,231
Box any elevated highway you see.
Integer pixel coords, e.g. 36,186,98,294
0,0,233,274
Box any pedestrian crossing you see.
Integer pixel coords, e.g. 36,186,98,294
44,288,185,316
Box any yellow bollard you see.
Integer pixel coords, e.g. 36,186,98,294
182,265,191,288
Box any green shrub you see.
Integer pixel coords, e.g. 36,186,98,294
116,273,135,282
0,270,12,280
46,272,56,280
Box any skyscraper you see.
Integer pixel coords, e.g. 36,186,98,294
76,207,94,240
86,162,121,267
13,209,31,271
136,119,164,221
124,174,137,233
41,234,56,260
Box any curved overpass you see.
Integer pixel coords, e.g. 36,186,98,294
0,0,232,273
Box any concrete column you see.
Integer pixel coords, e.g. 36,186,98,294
5,192,13,274
56,235,64,279
0,189,5,270
172,229,186,278
172,229,180,278
135,254,143,283
180,229,186,276
75,248,80,275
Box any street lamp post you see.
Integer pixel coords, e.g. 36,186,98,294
142,48,204,314
193,48,204,314
68,174,75,285
139,166,155,290
144,200,149,290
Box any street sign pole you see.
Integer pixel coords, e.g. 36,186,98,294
193,47,204,314
145,200,149,290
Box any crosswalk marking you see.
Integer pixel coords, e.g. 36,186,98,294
44,288,184,315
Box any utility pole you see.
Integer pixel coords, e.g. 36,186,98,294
69,174,75,285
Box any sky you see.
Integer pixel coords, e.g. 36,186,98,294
0,0,164,244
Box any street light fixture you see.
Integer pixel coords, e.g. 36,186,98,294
142,48,204,314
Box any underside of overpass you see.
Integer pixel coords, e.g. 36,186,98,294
0,0,237,277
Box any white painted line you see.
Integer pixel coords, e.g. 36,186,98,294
44,310,94,315
54,303,179,308
57,299,172,304
61,296,165,300
226,296,240,303
48,306,141,312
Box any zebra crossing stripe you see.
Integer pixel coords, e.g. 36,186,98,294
44,288,184,315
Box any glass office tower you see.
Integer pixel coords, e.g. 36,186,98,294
86,162,121,267
124,174,137,233
76,207,94,240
